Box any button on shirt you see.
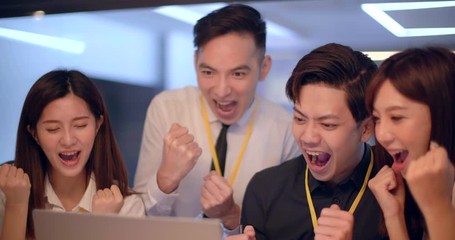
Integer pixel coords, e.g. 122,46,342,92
242,144,388,240
134,86,300,218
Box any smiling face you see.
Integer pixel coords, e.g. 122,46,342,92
30,93,103,182
195,33,271,125
293,84,372,184
373,80,432,177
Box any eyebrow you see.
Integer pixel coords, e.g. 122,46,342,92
198,63,251,72
41,116,90,124
374,105,408,114
293,107,341,121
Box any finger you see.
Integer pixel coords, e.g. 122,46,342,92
168,124,189,139
203,171,218,181
96,189,106,198
201,179,218,199
15,167,24,178
103,188,114,199
329,204,340,210
244,225,255,236
110,184,123,200
23,173,31,187
319,207,352,222
0,164,11,178
164,124,189,146
203,175,231,200
429,141,439,150
6,165,17,178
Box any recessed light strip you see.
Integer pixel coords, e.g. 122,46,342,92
0,27,85,54
363,50,455,61
361,1,455,37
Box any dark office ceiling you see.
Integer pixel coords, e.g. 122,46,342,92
1,0,454,53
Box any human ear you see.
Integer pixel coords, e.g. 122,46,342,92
27,124,39,144
259,55,272,81
360,117,374,142
96,115,104,134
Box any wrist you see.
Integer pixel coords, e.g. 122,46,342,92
156,170,179,194
5,199,29,211
420,200,453,221
220,203,241,230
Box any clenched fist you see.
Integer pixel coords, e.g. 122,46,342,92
157,123,202,193
92,184,124,214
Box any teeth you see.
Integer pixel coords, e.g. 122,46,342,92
307,151,320,164
61,152,77,156
307,151,320,156
312,155,317,163
216,101,231,106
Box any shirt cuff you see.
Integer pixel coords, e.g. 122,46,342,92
196,212,241,239
144,174,178,215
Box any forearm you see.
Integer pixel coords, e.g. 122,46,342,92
384,213,409,240
423,202,455,240
1,202,28,240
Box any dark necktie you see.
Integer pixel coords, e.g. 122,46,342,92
211,124,230,176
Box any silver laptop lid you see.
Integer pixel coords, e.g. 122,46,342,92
33,209,222,240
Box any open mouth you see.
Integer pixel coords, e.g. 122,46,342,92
59,151,80,161
393,150,408,164
215,100,236,112
306,151,331,167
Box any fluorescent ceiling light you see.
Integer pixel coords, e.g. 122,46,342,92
153,3,298,38
361,1,455,37
0,27,85,54
363,50,455,61
362,51,399,61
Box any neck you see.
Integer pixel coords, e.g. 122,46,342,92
48,170,87,210
329,143,366,186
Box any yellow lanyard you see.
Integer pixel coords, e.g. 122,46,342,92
305,147,374,228
200,95,258,186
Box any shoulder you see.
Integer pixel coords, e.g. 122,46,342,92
257,96,292,118
248,155,304,189
147,86,200,113
153,86,199,102
121,193,146,217
255,97,294,133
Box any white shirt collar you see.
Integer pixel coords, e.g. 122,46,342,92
44,173,96,213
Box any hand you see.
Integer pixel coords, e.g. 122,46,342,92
0,164,31,240
92,185,124,214
405,142,454,216
157,123,202,193
0,164,31,207
314,204,353,240
201,171,240,230
368,165,406,219
225,225,256,240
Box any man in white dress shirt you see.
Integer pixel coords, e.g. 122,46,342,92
134,3,300,236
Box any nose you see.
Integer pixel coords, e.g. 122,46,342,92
214,75,231,98
297,123,321,147
60,128,76,147
375,121,394,147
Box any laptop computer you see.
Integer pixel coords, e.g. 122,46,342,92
33,209,222,240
